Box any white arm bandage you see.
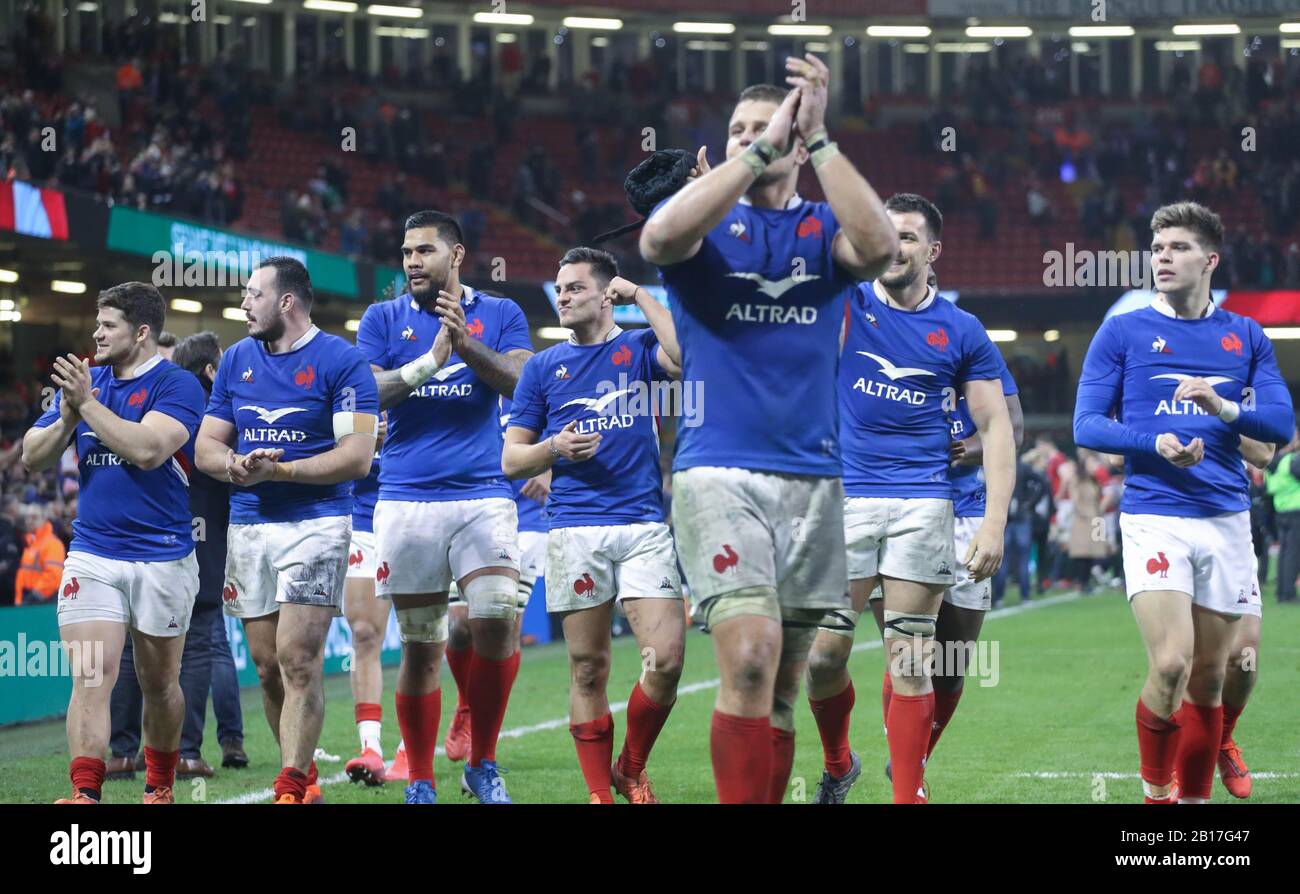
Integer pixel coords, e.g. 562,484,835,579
333,412,378,443
399,351,443,388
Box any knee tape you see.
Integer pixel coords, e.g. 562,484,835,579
397,603,449,644
882,609,937,641
464,574,518,621
697,585,781,631
818,607,860,640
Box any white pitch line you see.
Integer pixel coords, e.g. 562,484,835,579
216,592,1078,803
1014,771,1300,780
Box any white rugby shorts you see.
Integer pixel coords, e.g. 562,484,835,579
57,550,199,637
374,497,518,597
223,515,352,618
1121,511,1261,617
545,522,681,613
944,515,991,611
844,496,956,586
672,466,848,615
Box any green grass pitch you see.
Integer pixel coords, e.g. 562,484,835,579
2,585,1296,804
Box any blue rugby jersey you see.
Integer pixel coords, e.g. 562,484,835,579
654,196,855,477
206,327,379,524
34,355,205,561
1074,299,1294,517
508,327,667,528
357,286,533,502
839,282,1004,499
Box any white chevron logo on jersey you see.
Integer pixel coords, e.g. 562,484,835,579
1150,373,1236,387
857,351,936,381
560,389,631,414
726,272,820,298
432,363,467,382
238,405,307,424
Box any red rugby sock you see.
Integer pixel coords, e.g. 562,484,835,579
809,680,856,777
468,653,514,765
886,691,934,803
927,685,964,759
1174,701,1222,802
445,643,474,711
143,746,178,791
768,727,796,804
569,713,615,803
69,756,105,801
395,689,441,784
710,710,771,804
1221,701,1245,747
618,682,673,778
274,767,308,802
1136,697,1181,802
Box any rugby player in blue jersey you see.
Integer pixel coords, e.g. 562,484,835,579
26,282,206,804
504,247,684,804
803,194,1015,804
1074,202,1294,803
640,55,898,803
196,257,379,804
358,211,534,804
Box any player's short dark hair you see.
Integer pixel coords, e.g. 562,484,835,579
559,247,619,289
157,330,178,348
259,256,313,312
172,331,221,383
1150,201,1223,252
96,282,166,341
404,210,463,248
737,84,788,107
885,193,943,242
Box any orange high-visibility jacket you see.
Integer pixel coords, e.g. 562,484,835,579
14,521,65,605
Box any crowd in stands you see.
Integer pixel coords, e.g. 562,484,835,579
920,50,1300,287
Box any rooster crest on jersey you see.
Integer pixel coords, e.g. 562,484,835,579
1221,332,1243,354
348,549,363,567
62,577,79,599
1146,552,1169,578
573,573,595,596
127,388,147,408
713,544,739,574
222,583,237,602
294,365,316,388
375,562,390,583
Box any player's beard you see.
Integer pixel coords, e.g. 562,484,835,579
250,310,286,344
409,260,452,306
878,259,923,290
